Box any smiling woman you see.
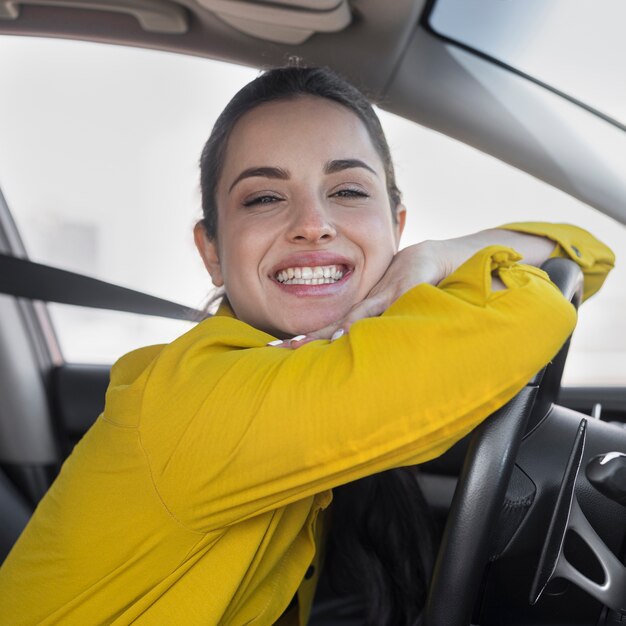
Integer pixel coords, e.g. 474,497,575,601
0,64,613,626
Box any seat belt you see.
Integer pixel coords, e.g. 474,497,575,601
0,252,203,321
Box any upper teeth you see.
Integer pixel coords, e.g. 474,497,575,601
276,265,345,285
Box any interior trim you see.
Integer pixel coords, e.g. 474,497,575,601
0,0,188,33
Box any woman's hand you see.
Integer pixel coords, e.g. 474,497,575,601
301,240,447,343
274,228,556,348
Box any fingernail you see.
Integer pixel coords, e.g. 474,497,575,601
267,339,283,346
289,334,307,344
331,329,344,341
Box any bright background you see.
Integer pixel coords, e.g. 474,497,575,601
0,36,624,384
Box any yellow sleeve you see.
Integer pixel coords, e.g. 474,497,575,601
133,246,576,532
498,222,615,301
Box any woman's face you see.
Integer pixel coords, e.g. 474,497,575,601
195,95,405,338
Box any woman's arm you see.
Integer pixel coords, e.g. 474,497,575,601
135,245,579,532
298,222,614,343
439,227,557,277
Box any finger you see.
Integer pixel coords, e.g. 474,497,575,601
267,334,310,348
266,339,289,348
340,293,390,326
306,293,391,342
288,335,316,349
305,325,340,341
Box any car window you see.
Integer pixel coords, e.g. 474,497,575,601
381,110,625,387
0,36,258,362
428,0,626,127
0,36,624,385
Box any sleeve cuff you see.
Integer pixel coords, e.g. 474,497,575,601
497,222,615,270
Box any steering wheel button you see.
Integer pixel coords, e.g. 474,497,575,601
586,452,626,506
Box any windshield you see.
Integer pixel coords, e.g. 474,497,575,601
428,0,626,128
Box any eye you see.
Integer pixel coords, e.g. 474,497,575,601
331,188,370,199
242,194,283,207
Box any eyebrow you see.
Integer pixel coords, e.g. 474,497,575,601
324,159,378,177
228,167,289,193
228,158,378,193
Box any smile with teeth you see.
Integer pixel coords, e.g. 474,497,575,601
275,265,345,285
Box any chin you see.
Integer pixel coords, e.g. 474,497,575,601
276,311,347,338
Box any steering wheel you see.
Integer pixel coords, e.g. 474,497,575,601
423,258,583,626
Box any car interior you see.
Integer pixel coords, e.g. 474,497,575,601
1,1,626,624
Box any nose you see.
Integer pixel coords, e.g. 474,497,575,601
286,197,337,244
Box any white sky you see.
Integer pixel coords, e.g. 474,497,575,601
0,35,624,385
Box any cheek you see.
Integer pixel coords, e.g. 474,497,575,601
358,212,398,263
365,244,396,287
346,217,397,297
219,223,269,292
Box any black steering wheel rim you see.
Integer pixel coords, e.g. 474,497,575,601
423,258,583,626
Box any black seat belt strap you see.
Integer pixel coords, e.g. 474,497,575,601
0,252,203,321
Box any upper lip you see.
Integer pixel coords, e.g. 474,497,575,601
269,252,354,278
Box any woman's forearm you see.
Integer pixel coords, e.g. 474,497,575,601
435,228,557,292
296,222,612,342
439,228,557,276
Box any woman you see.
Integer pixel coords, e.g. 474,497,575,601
0,67,615,625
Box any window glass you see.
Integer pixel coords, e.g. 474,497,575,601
0,36,624,384
380,110,625,386
429,0,626,126
0,37,258,361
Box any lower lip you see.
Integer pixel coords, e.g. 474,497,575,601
271,271,352,296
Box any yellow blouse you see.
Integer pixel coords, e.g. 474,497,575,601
0,223,614,625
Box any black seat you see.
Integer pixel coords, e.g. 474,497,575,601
0,468,32,564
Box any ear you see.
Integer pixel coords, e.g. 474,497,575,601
394,204,407,247
193,222,224,287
